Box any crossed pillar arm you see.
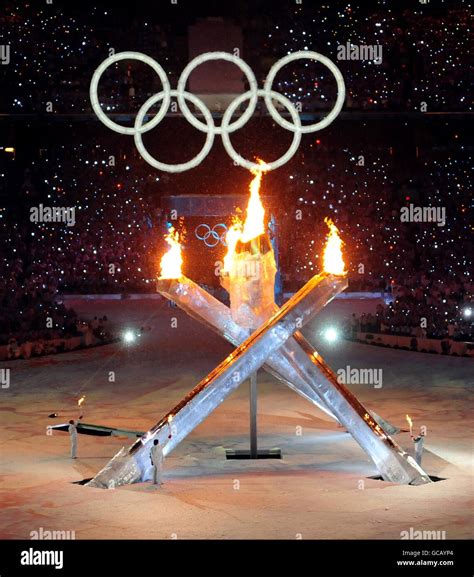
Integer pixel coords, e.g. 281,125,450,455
87,272,431,489
159,275,397,433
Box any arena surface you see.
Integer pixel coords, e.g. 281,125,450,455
1,298,472,540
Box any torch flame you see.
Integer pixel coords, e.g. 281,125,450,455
322,217,346,276
78,395,86,407
159,226,183,279
406,414,413,430
240,159,269,243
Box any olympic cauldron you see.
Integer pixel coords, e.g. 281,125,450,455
86,173,431,489
86,50,431,488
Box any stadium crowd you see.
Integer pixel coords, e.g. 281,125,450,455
1,133,471,346
0,2,470,114
0,1,471,348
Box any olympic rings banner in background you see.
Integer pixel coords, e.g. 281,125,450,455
90,51,345,173
194,223,228,248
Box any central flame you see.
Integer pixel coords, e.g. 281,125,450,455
322,217,346,276
223,220,243,273
159,226,183,279
240,160,268,243
78,395,86,407
406,414,413,431
223,160,268,273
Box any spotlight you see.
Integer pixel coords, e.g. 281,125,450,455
122,330,136,344
323,327,339,343
463,307,472,318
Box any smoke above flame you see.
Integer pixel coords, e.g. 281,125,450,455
322,217,346,276
159,226,183,279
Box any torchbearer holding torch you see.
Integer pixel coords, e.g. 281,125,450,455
69,395,86,459
412,428,425,466
68,414,83,459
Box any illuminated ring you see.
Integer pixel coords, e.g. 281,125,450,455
90,51,171,135
264,51,345,134
195,223,228,247
195,224,211,240
134,89,215,173
221,89,302,171
177,52,258,135
212,223,228,246
90,50,346,172
204,232,219,248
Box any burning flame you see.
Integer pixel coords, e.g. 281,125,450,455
78,395,86,407
223,221,243,272
167,415,173,424
322,217,346,276
406,414,413,434
159,227,183,279
223,160,268,272
240,159,269,243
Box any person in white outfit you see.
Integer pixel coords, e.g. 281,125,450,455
68,415,83,459
150,435,171,486
411,427,425,466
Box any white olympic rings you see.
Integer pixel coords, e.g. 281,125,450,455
90,50,345,172
195,223,228,248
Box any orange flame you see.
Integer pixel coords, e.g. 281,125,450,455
159,227,183,279
78,395,86,407
223,220,243,273
223,160,268,273
406,414,413,432
322,217,346,276
241,159,269,243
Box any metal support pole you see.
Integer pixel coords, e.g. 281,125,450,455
250,372,257,458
